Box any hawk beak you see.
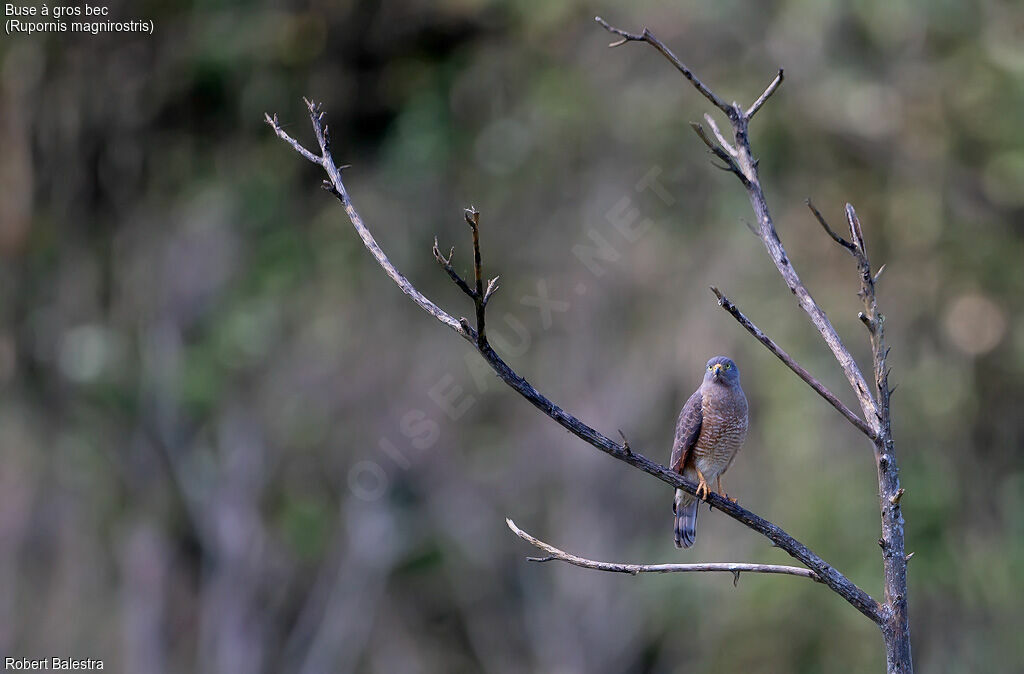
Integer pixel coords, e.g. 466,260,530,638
712,364,723,379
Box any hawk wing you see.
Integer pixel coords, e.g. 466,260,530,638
670,388,703,474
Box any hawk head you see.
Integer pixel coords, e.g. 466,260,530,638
704,355,740,386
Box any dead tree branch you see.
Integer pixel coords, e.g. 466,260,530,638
595,16,877,427
593,16,731,115
507,519,820,585
266,98,884,625
596,15,911,673
747,69,785,119
709,286,875,439
265,106,469,340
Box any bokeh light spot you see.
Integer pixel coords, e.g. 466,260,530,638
944,293,1007,356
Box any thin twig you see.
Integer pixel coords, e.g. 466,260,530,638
465,208,489,346
265,113,322,166
846,203,868,259
483,276,500,305
704,113,738,157
432,238,476,299
746,69,784,119
690,123,748,186
507,519,821,582
617,429,631,455
594,16,733,117
806,199,858,255
740,218,760,236
709,286,875,439
849,205,876,331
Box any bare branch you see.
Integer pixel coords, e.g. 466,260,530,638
597,18,877,427
746,69,784,120
272,14,913,664
845,203,910,668
465,207,490,346
268,101,884,627
704,113,737,157
846,204,881,336
265,113,322,166
690,123,748,186
594,16,733,116
434,207,496,346
483,276,500,305
432,238,475,300
709,287,875,439
730,125,876,424
596,23,910,668
267,101,472,342
846,203,868,258
750,191,879,427
806,199,858,255
507,518,821,582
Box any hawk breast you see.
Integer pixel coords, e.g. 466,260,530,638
693,386,748,475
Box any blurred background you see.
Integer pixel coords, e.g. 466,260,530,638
1,0,1022,672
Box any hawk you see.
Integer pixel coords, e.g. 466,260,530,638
671,356,749,548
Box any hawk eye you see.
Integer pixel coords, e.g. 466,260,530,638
708,365,713,370
724,363,732,369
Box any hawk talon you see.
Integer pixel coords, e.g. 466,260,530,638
716,476,738,503
695,469,712,501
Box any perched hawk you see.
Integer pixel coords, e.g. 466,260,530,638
671,356,749,548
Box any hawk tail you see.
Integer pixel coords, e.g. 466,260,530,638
674,488,698,549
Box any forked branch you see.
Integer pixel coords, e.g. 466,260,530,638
266,98,883,625
596,16,879,434
709,286,875,438
265,106,471,341
596,16,910,672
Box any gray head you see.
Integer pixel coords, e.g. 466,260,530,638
703,355,741,387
